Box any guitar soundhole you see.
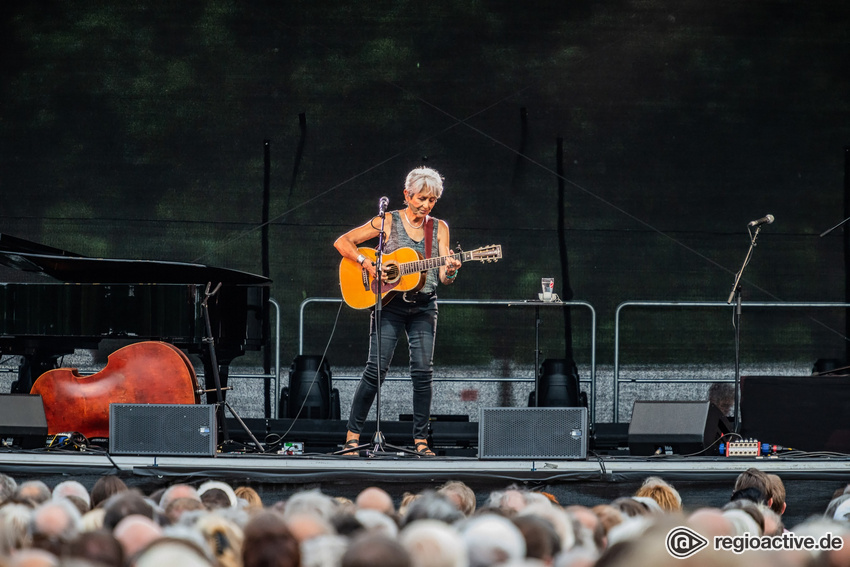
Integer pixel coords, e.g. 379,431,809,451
384,262,400,283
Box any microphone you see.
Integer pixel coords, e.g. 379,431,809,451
747,214,774,227
378,196,389,215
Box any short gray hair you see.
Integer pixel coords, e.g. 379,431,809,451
404,168,444,199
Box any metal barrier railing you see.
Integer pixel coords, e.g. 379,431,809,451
613,300,850,422
299,297,598,423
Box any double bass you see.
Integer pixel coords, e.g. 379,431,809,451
30,341,201,439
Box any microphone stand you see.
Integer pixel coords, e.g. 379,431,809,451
335,205,421,458
726,225,763,433
202,282,264,454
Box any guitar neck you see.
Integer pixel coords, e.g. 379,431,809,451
399,252,468,275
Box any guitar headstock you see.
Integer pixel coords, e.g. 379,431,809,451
466,244,502,263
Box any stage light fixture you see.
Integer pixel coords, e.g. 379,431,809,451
529,358,582,408
280,355,340,420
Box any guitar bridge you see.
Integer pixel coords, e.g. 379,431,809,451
361,267,369,291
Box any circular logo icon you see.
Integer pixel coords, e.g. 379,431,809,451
666,526,709,559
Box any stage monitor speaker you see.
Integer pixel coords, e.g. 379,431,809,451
479,407,587,459
628,400,730,456
0,394,48,449
109,404,216,456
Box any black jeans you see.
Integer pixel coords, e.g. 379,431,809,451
346,294,438,440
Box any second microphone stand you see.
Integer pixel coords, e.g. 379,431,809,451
726,224,764,433
338,206,421,458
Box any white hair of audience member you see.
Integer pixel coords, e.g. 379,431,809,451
283,489,337,520
524,492,553,507
400,519,469,567
0,502,33,554
486,489,528,513
301,534,349,567
81,507,106,532
787,518,849,562
518,503,576,551
833,498,850,522
825,495,850,519
758,504,783,536
399,520,469,567
52,480,91,508
132,538,215,567
29,498,83,542
631,496,663,514
402,491,464,526
721,509,761,536
161,522,218,558
0,473,17,501
605,516,652,547
354,508,399,538
554,545,599,567
460,514,526,567
196,480,238,508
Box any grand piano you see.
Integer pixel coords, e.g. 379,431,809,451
0,233,271,402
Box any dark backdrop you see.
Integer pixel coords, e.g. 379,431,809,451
2,1,849,375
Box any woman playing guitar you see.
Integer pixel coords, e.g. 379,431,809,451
334,167,461,456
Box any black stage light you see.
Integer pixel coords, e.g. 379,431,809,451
529,358,581,408
280,355,340,419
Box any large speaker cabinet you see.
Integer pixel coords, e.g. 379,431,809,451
479,407,587,459
109,403,216,456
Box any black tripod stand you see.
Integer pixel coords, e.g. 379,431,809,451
202,282,264,454
334,202,423,458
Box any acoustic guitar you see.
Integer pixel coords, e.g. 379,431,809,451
339,244,502,309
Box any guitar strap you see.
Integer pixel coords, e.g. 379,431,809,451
424,216,434,259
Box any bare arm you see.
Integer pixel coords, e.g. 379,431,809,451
437,219,461,285
334,216,391,279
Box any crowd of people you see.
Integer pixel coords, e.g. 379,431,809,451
0,467,848,567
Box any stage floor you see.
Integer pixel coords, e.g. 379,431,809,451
1,449,848,529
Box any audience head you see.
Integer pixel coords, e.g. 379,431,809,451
460,513,526,567
342,532,412,567
402,491,464,527
102,490,155,531
400,519,468,567
134,537,215,567
67,529,124,567
437,481,476,517
512,513,561,563
242,510,301,567
197,480,238,510
52,481,90,510
159,484,201,512
15,481,51,506
766,473,786,515
733,468,771,503
113,514,164,559
90,475,128,509
356,487,395,516
634,476,682,512
234,486,263,511
29,498,83,554
0,473,17,502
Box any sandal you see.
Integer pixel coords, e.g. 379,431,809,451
414,440,435,457
341,438,360,457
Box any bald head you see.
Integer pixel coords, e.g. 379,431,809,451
688,508,734,538
356,487,395,516
113,514,163,558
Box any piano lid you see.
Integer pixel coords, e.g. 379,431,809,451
0,233,271,285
